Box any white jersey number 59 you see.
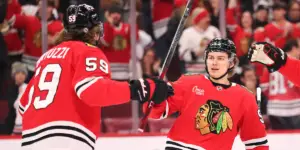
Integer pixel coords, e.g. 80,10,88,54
30,64,62,109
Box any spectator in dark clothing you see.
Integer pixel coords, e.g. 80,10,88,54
286,0,300,23
153,4,185,81
0,0,9,100
18,0,37,5
239,65,269,128
254,5,269,28
3,62,28,135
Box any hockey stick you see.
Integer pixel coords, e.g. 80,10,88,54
138,0,194,132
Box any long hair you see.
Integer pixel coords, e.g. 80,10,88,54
53,25,101,45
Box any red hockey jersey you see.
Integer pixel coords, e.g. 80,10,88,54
254,22,299,49
11,14,63,71
260,67,300,117
279,56,300,86
100,22,137,80
4,0,23,55
18,41,131,150
144,75,268,150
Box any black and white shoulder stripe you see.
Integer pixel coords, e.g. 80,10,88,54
166,138,205,150
22,121,97,150
19,105,25,114
243,136,268,149
75,76,103,99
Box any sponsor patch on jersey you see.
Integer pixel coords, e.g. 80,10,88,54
195,100,233,135
192,86,205,95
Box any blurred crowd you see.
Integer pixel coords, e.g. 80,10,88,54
1,0,300,135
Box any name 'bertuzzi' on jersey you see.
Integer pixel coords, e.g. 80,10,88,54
18,41,131,150
37,47,70,65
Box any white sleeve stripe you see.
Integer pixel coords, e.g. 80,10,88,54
76,77,103,99
159,101,169,119
243,137,268,145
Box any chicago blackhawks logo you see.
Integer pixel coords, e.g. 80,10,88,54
195,100,233,135
112,35,127,51
33,30,42,48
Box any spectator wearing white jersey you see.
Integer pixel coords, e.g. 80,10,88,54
11,62,27,134
178,7,221,74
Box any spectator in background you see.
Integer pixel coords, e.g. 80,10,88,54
153,1,188,81
260,39,300,130
7,0,63,82
287,0,300,23
135,14,153,79
254,2,300,49
254,4,269,28
179,7,221,74
11,62,27,135
239,65,269,128
142,48,160,78
4,0,23,64
0,0,9,100
4,62,27,134
100,3,135,81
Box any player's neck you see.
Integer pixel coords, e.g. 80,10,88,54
209,77,230,86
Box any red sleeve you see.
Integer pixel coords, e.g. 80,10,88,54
292,24,300,38
11,14,30,30
239,93,268,150
48,21,63,36
143,75,187,119
100,22,114,47
19,78,34,115
14,0,22,14
226,8,243,38
254,28,266,42
259,67,269,96
72,47,131,107
279,56,300,87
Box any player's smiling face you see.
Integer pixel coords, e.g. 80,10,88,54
206,52,231,78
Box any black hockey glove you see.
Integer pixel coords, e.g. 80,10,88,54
150,77,174,104
248,42,287,73
129,78,174,104
129,79,151,103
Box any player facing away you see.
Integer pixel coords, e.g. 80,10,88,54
248,41,300,86
18,4,171,150
144,38,269,150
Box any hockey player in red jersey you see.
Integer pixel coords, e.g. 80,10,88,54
18,4,171,150
144,38,268,150
248,41,300,87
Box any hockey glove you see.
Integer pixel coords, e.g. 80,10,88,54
129,78,174,104
129,79,151,103
248,42,287,73
150,78,174,104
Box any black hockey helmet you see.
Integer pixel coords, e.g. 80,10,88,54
204,38,237,80
63,4,103,36
205,38,236,56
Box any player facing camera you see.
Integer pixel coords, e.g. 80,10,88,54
204,38,239,83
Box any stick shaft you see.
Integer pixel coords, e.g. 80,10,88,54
138,0,194,132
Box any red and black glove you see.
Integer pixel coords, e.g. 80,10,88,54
248,42,287,73
129,78,173,104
